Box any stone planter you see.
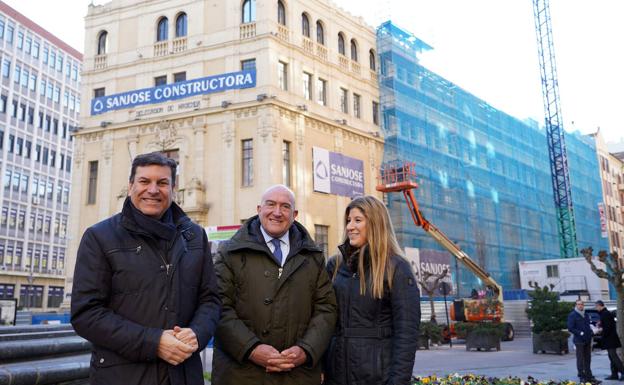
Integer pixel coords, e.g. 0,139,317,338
465,332,501,351
532,332,569,355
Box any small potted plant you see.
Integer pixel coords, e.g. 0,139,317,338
418,321,443,350
526,283,572,355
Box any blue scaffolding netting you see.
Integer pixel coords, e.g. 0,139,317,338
376,21,608,297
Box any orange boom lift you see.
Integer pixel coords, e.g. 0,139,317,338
376,161,514,340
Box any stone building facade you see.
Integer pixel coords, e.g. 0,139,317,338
65,0,383,299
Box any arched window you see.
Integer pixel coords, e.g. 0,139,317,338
242,0,256,23
338,33,345,55
157,17,168,41
350,39,358,62
97,31,107,55
369,49,376,70
301,14,310,37
316,21,324,45
277,1,286,26
175,13,187,37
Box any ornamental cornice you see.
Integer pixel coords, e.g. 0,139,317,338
234,107,258,119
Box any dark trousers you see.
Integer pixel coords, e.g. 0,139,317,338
576,342,593,380
608,348,624,376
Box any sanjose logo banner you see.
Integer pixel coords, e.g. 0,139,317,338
90,70,256,115
312,146,364,197
404,247,454,295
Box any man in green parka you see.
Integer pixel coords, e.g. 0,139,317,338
212,184,337,385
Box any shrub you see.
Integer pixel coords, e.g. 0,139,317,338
420,321,444,344
525,285,573,334
454,321,505,339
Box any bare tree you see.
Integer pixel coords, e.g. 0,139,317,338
581,247,624,350
415,268,449,321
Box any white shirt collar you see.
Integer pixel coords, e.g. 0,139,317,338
259,226,290,246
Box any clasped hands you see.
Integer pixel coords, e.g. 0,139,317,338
249,344,307,372
157,326,198,365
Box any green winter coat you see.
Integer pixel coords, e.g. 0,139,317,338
212,216,337,385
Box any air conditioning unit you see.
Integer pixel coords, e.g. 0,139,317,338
32,196,41,205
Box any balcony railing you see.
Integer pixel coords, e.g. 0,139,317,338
370,69,378,82
94,54,107,70
277,25,289,42
172,37,187,53
316,44,327,61
154,41,169,57
351,61,361,75
338,55,349,71
240,22,256,39
302,37,314,54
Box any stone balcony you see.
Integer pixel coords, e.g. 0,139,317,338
370,69,378,82
338,55,349,71
277,24,289,42
302,37,314,54
172,37,187,53
240,22,256,39
316,43,327,61
94,54,107,70
153,41,168,57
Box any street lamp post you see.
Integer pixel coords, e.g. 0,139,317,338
26,271,34,310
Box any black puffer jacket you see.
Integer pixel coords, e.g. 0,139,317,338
71,198,221,385
325,244,420,385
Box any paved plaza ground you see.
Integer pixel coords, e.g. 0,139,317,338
413,337,617,382
201,337,620,383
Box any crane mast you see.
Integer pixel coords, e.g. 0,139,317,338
532,0,578,258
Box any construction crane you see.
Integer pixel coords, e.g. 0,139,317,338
377,162,514,341
532,0,578,258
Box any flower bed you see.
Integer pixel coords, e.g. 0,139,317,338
412,374,587,385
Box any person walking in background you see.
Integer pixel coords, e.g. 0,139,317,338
71,152,221,385
595,300,624,380
325,195,420,385
568,300,600,384
212,184,336,385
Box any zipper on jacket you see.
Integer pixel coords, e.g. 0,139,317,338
157,250,171,276
106,245,143,255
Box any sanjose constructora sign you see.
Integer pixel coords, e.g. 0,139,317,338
90,70,256,115
312,147,364,197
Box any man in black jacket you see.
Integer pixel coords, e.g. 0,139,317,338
212,184,336,385
596,300,624,380
71,152,221,385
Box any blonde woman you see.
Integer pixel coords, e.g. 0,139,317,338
324,195,420,385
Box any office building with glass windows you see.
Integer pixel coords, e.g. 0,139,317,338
0,1,81,311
